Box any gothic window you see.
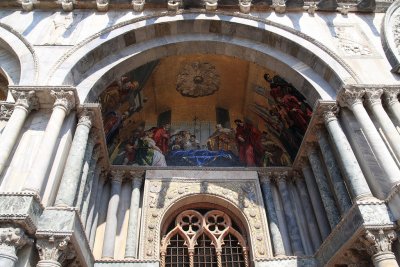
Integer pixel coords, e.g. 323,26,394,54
161,210,249,267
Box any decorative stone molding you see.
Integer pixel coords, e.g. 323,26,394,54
274,3,286,13
307,3,317,14
61,0,73,12
359,229,396,256
0,226,31,255
132,0,145,12
239,1,251,14
11,90,39,112
50,90,75,114
0,104,14,121
168,0,181,11
97,0,109,12
21,0,33,12
364,88,384,107
205,0,218,11
36,236,75,264
382,0,400,72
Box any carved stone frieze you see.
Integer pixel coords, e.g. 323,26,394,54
50,90,75,114
140,172,271,261
36,236,75,264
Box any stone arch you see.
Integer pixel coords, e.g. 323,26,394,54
382,0,400,73
46,12,358,106
0,23,38,85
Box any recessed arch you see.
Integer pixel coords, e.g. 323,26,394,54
46,12,358,106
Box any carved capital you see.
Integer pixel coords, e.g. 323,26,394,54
36,236,75,264
292,171,304,184
50,90,75,115
364,89,384,107
77,109,93,128
338,89,364,109
0,227,31,255
258,171,273,185
11,90,39,112
384,89,400,107
0,104,14,121
359,229,397,256
111,170,125,183
130,171,144,188
296,156,309,168
320,104,339,124
274,171,289,184
99,171,108,185
305,142,318,156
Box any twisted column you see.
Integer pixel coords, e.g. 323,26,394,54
301,160,331,239
365,89,400,164
359,229,398,267
23,90,75,195
275,172,304,256
0,90,38,176
55,110,93,207
124,171,144,259
307,144,340,229
317,127,352,215
0,227,31,267
339,89,400,187
36,236,75,267
384,89,400,128
259,171,286,256
102,171,124,258
321,104,373,201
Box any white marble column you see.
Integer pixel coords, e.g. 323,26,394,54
317,128,352,215
124,171,144,259
321,104,374,201
55,110,93,207
36,236,75,267
0,227,30,267
339,89,400,187
301,161,331,240
293,173,322,251
0,91,38,176
89,173,107,248
23,90,75,195
365,89,400,163
360,229,398,267
102,171,124,258
259,171,286,257
276,172,304,256
307,145,340,229
384,89,400,128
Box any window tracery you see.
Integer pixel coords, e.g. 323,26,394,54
161,210,249,267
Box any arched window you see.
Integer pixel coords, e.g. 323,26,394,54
160,210,249,267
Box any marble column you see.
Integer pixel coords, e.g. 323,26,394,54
339,89,400,187
275,172,304,256
360,229,398,267
259,172,286,257
124,171,144,259
317,128,352,215
301,161,331,240
75,135,97,209
293,173,322,251
89,173,107,248
384,89,400,128
54,110,93,207
365,89,400,163
307,145,340,229
36,236,75,267
102,171,124,258
321,104,374,201
0,91,38,176
23,90,75,195
0,227,30,267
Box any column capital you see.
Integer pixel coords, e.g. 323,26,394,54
36,236,75,264
359,229,396,256
50,90,75,114
0,104,13,121
129,170,144,187
320,104,339,124
0,226,31,254
292,171,304,183
274,171,289,184
384,89,400,107
338,89,364,108
77,109,93,128
11,90,39,112
258,171,273,184
110,170,125,183
364,88,384,107
305,142,319,156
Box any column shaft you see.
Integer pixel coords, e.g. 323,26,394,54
124,174,143,258
276,174,304,256
102,171,123,258
317,129,352,215
55,112,92,207
384,91,400,128
323,108,373,200
259,174,286,257
85,170,103,237
302,164,331,239
89,177,108,248
80,155,100,227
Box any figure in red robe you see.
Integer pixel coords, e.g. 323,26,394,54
235,120,264,166
152,124,170,155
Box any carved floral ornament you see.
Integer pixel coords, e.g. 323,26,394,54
176,62,220,97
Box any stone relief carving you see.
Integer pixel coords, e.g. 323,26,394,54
176,62,220,97
331,24,375,57
140,178,271,260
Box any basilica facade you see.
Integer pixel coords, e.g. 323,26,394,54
1,0,400,266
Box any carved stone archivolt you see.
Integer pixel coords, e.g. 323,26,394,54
176,62,220,97
140,174,272,261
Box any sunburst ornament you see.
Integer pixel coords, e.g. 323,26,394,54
176,62,220,97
